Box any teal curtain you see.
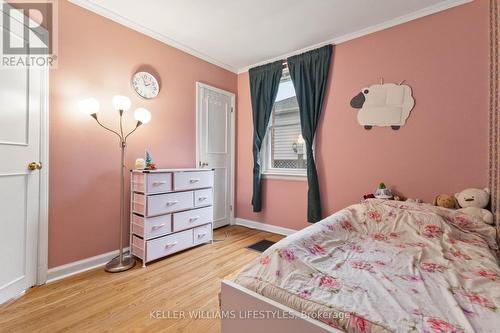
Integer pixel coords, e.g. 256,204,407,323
249,60,283,212
288,45,333,222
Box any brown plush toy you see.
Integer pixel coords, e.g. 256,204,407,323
433,194,457,209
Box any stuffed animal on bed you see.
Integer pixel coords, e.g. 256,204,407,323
455,188,494,225
433,194,457,209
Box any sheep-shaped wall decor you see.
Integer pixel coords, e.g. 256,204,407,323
350,80,415,130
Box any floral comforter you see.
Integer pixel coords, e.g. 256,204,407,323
233,200,500,333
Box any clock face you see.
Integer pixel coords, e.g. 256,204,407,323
132,72,160,99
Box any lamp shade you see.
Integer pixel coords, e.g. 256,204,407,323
78,98,100,115
112,95,131,111
134,107,152,124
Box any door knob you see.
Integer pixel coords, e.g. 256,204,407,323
28,162,42,171
198,161,209,167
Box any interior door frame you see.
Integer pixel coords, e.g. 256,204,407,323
37,63,49,285
0,2,50,286
195,82,236,226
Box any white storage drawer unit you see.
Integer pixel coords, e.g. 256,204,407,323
147,191,194,216
146,230,193,261
132,172,172,194
131,214,172,240
131,168,214,266
173,206,213,232
132,191,194,217
174,171,214,191
194,188,213,207
193,223,212,246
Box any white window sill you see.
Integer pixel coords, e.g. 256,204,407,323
262,171,307,181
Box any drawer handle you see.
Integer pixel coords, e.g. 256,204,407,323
165,241,178,248
198,196,208,201
189,178,200,183
197,232,207,238
151,223,166,230
166,200,179,206
189,216,200,222
152,181,167,186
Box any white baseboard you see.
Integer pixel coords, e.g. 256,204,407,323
213,220,230,229
234,218,297,236
46,247,130,283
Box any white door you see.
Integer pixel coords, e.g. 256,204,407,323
0,14,43,304
196,83,235,229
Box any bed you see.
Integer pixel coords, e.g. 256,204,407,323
221,199,500,333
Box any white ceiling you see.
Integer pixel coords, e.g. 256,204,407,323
70,0,470,73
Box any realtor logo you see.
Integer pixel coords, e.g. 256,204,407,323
1,0,58,67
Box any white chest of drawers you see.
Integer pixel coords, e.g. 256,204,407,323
130,168,214,266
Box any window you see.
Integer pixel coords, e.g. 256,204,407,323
261,71,307,178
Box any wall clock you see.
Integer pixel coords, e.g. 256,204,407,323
132,71,160,99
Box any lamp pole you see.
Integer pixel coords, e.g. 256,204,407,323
80,97,151,273
91,112,142,272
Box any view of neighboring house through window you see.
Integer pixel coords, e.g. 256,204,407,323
262,70,307,176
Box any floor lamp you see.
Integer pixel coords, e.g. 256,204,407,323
78,96,152,273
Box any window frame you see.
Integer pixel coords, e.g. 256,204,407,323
261,71,309,180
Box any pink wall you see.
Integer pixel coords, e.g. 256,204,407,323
49,1,237,267
235,1,489,230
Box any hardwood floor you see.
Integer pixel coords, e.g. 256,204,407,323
0,226,284,333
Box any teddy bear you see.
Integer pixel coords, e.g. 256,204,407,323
433,194,457,209
455,188,494,225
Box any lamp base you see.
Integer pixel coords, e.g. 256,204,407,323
105,254,136,273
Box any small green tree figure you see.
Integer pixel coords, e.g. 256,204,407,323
378,182,386,189
145,151,153,167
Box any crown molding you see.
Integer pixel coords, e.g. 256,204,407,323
68,0,239,73
69,0,471,75
237,0,472,74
